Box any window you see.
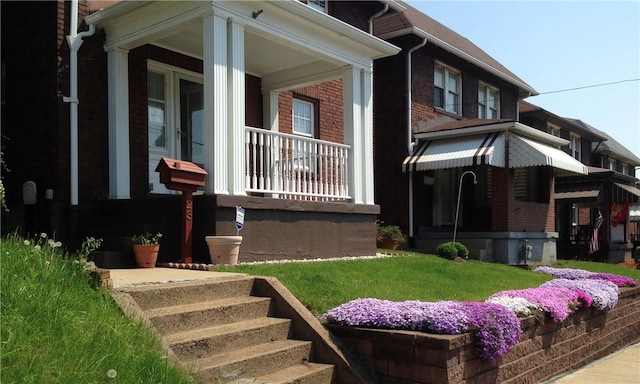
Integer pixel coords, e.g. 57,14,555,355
434,63,461,115
609,158,617,171
622,163,629,175
569,134,581,161
548,124,561,138
301,0,326,12
292,98,314,137
148,71,167,149
478,83,499,119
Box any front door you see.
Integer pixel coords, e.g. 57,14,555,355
148,67,203,194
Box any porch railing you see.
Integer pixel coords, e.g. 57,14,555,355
245,126,350,201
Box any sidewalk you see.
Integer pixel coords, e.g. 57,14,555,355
543,342,640,383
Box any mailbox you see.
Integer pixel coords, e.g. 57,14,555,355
155,157,207,192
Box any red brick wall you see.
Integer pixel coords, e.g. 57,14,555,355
278,81,344,144
328,286,640,384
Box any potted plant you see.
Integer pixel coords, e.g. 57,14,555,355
131,232,163,268
376,222,405,250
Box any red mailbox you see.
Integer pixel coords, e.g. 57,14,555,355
155,158,207,191
155,157,208,264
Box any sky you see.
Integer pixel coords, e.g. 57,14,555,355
406,0,640,177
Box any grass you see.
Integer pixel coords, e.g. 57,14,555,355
0,234,193,384
213,251,640,316
2,235,638,383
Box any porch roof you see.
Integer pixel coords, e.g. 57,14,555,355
403,130,588,175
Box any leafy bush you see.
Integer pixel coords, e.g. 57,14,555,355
437,241,469,260
376,222,404,242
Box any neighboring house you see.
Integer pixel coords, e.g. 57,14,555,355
522,104,640,263
0,0,402,262
372,1,589,265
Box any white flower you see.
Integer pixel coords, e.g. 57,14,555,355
107,369,117,379
23,240,30,245
34,245,41,251
40,233,48,239
48,239,55,246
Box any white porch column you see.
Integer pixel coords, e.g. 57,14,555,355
202,11,229,194
107,47,130,199
343,65,374,205
227,18,245,195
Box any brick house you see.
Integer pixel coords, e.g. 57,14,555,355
372,2,589,265
0,0,402,263
520,100,640,262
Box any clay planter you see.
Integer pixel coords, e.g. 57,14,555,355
377,238,400,250
205,236,242,265
133,244,160,268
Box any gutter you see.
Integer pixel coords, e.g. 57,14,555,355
407,37,427,239
369,4,389,34
63,0,95,206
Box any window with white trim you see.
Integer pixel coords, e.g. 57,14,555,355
569,134,581,161
301,0,326,13
609,158,617,171
434,63,462,115
622,163,629,175
478,83,499,119
292,98,314,137
547,124,561,137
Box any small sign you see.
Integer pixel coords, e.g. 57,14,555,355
235,206,245,232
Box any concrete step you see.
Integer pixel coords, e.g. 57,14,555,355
122,276,255,311
187,339,313,383
165,317,292,361
230,362,334,384
145,296,272,335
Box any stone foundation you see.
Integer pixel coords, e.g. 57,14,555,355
327,286,640,384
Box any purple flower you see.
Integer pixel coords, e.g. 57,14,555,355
540,279,619,310
489,287,582,322
462,302,522,365
589,273,638,287
534,266,638,287
322,298,521,364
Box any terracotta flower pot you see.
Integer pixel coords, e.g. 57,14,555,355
133,244,159,268
205,236,242,265
377,238,400,250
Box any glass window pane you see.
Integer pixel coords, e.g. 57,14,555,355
293,99,313,135
448,72,458,90
434,66,444,88
148,72,164,100
148,101,166,148
434,88,444,108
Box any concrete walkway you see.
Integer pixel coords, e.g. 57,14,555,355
107,267,640,383
543,342,640,383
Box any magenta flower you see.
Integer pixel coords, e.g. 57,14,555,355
489,287,582,322
534,266,637,287
540,278,619,310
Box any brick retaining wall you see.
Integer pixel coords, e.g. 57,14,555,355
327,286,640,384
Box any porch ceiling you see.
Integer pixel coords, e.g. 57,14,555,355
85,1,400,86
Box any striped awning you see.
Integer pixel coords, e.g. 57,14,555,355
509,135,588,175
403,132,588,175
402,132,505,172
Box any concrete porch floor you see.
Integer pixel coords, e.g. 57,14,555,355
105,267,248,288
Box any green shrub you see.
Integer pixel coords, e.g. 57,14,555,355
436,241,469,260
436,242,458,260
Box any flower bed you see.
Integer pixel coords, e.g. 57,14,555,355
323,268,639,383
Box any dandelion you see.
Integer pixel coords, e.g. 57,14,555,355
107,369,117,379
34,245,41,251
48,239,55,247
23,240,30,245
54,241,62,248
40,233,48,239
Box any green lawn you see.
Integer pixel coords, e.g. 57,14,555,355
214,251,640,316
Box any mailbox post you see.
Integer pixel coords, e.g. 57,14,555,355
155,158,207,264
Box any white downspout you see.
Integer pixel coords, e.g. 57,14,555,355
64,0,95,206
407,37,427,239
369,4,389,34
